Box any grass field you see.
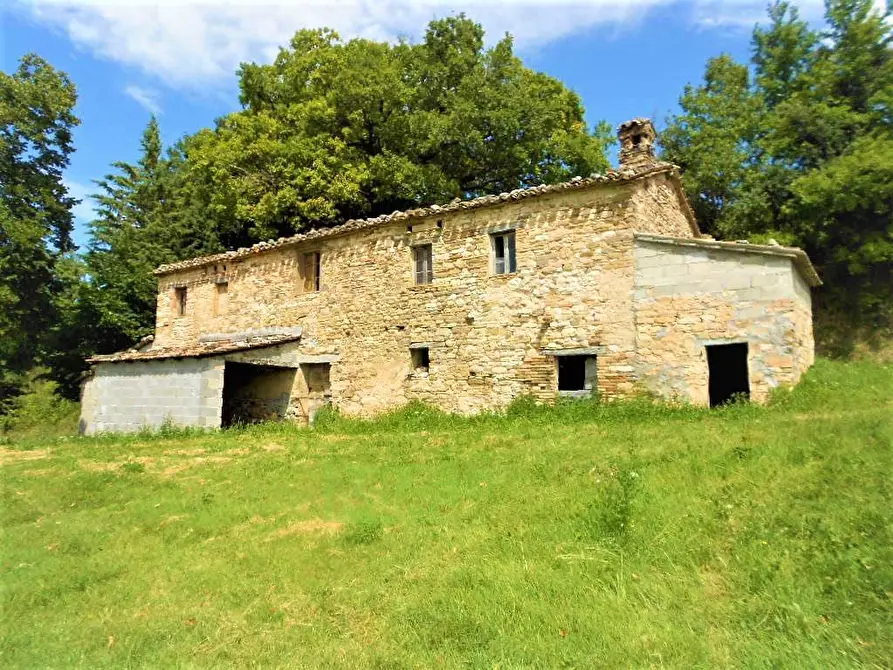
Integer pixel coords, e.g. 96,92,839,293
2,358,891,668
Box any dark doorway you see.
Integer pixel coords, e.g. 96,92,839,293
222,362,297,427
706,343,750,407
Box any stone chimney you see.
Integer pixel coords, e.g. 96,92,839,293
618,118,657,170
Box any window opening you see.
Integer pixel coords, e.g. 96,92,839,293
492,231,517,275
411,347,430,372
302,251,321,292
557,355,596,393
174,287,187,316
413,244,434,285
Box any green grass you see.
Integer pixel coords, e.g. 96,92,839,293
2,358,891,668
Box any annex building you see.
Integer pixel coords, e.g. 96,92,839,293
80,120,820,434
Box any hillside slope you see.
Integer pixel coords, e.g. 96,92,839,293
2,359,891,668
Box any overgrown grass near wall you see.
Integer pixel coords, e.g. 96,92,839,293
1,358,891,668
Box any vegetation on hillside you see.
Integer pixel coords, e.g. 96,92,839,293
0,55,79,411
2,359,891,667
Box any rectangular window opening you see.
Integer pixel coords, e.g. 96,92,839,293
491,231,517,275
557,355,597,394
413,244,433,285
706,343,750,407
301,251,321,292
411,347,430,372
174,286,187,316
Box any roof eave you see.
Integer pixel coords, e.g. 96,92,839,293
153,163,681,277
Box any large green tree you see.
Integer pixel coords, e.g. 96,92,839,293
189,15,612,245
0,54,79,411
662,0,892,352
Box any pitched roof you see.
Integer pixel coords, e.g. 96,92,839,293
635,233,822,287
154,162,694,277
88,332,302,364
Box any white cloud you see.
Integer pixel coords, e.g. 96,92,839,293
124,84,163,115
17,0,887,90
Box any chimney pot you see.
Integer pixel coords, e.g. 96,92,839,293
618,118,657,170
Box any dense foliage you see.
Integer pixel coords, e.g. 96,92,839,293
0,55,79,412
189,16,612,245
662,0,892,352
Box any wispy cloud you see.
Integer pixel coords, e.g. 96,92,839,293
17,0,884,90
124,84,163,115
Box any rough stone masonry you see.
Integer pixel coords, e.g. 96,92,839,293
80,119,820,434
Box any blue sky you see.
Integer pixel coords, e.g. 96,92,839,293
2,0,841,249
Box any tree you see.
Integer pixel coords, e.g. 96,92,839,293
659,54,763,236
0,54,79,411
662,0,892,352
189,15,612,245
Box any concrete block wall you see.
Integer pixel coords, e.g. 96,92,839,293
633,240,814,405
80,358,223,434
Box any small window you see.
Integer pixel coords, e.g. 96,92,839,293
413,244,433,285
174,287,187,316
213,282,228,317
411,347,430,372
491,231,517,275
557,355,597,394
301,251,321,292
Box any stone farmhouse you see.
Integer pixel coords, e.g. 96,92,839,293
80,119,820,434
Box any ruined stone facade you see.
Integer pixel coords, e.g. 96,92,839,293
80,120,820,434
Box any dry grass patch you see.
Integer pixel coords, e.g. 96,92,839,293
0,447,49,465
266,519,344,541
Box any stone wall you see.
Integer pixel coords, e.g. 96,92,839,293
151,174,696,416
633,239,814,404
84,168,817,430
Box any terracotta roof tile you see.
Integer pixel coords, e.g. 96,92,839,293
88,333,302,364
154,162,685,277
